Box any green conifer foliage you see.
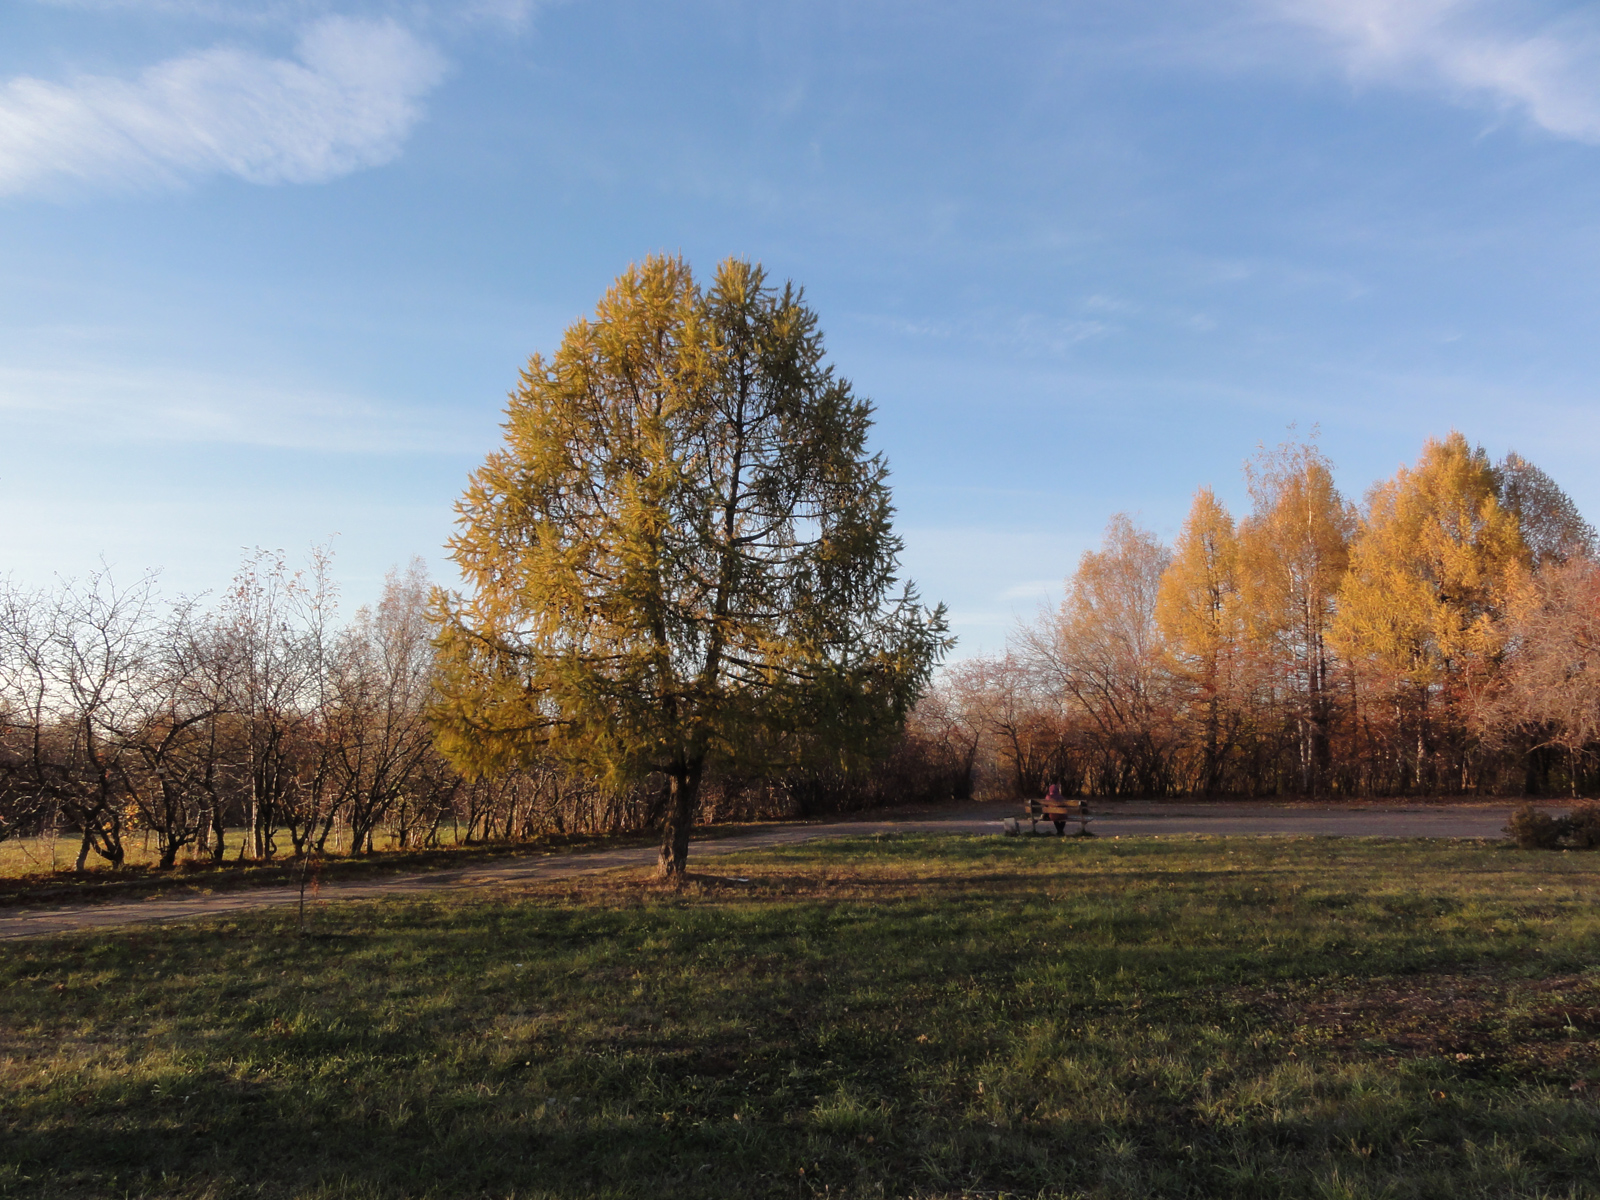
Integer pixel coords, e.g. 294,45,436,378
432,256,948,877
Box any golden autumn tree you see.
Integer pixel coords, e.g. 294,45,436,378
1017,514,1175,795
1236,438,1355,794
1156,486,1243,793
431,256,948,878
1332,433,1529,789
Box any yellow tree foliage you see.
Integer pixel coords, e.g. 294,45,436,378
1157,486,1241,691
1236,438,1355,791
1156,487,1243,791
431,256,948,877
1041,515,1171,729
1333,432,1529,691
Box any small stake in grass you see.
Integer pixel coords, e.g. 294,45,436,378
296,851,323,936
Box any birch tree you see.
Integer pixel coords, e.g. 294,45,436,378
1018,515,1175,795
1237,439,1354,794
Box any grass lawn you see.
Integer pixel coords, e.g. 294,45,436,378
0,827,541,883
0,830,669,909
2,834,1599,1199
0,829,386,879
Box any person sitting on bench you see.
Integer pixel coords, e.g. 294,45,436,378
1044,782,1067,835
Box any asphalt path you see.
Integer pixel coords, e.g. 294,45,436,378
0,802,1522,942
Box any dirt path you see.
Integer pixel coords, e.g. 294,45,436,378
0,802,1522,942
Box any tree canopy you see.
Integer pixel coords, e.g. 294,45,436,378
1236,438,1355,793
1333,433,1529,691
432,255,949,876
1156,487,1243,793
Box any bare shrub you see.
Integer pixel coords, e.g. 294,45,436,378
1506,803,1568,850
1564,801,1600,849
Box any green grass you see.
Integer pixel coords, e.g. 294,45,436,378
0,825,500,881
0,828,372,878
3,834,1600,1199
0,828,667,909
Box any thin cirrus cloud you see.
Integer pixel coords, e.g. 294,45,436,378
27,0,542,31
0,360,485,454
1271,0,1600,142
0,15,449,196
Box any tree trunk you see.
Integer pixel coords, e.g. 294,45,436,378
657,759,704,880
210,800,227,863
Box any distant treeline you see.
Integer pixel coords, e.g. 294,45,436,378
921,433,1600,801
0,550,963,871
4,430,1587,872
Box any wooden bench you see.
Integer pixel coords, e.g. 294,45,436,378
1005,799,1095,837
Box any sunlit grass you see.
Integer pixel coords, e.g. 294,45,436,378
0,826,476,881
3,834,1599,1198
0,825,667,903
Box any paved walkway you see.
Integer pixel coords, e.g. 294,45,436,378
0,802,1521,942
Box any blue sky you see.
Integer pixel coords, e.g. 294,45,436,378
4,0,1600,653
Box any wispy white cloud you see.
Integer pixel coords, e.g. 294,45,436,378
999,579,1059,601
452,0,543,32
859,310,1118,359
27,0,546,34
0,15,448,195
0,361,483,454
1270,0,1600,142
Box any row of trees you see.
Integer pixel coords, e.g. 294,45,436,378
14,255,1585,873
0,554,663,871
938,434,1600,800
0,547,959,873
0,552,450,870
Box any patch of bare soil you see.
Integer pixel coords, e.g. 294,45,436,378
1250,971,1600,1087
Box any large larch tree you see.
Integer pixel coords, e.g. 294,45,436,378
431,256,948,877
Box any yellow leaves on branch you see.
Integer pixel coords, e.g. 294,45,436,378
432,253,947,818
1236,439,1354,686
1156,485,1240,690
1011,429,1578,796
1332,432,1529,687
1146,431,1535,699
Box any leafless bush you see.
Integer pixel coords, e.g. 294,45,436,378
1503,801,1600,850
1564,801,1600,849
1505,804,1566,849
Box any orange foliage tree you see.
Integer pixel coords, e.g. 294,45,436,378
1333,433,1529,793
954,432,1592,801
